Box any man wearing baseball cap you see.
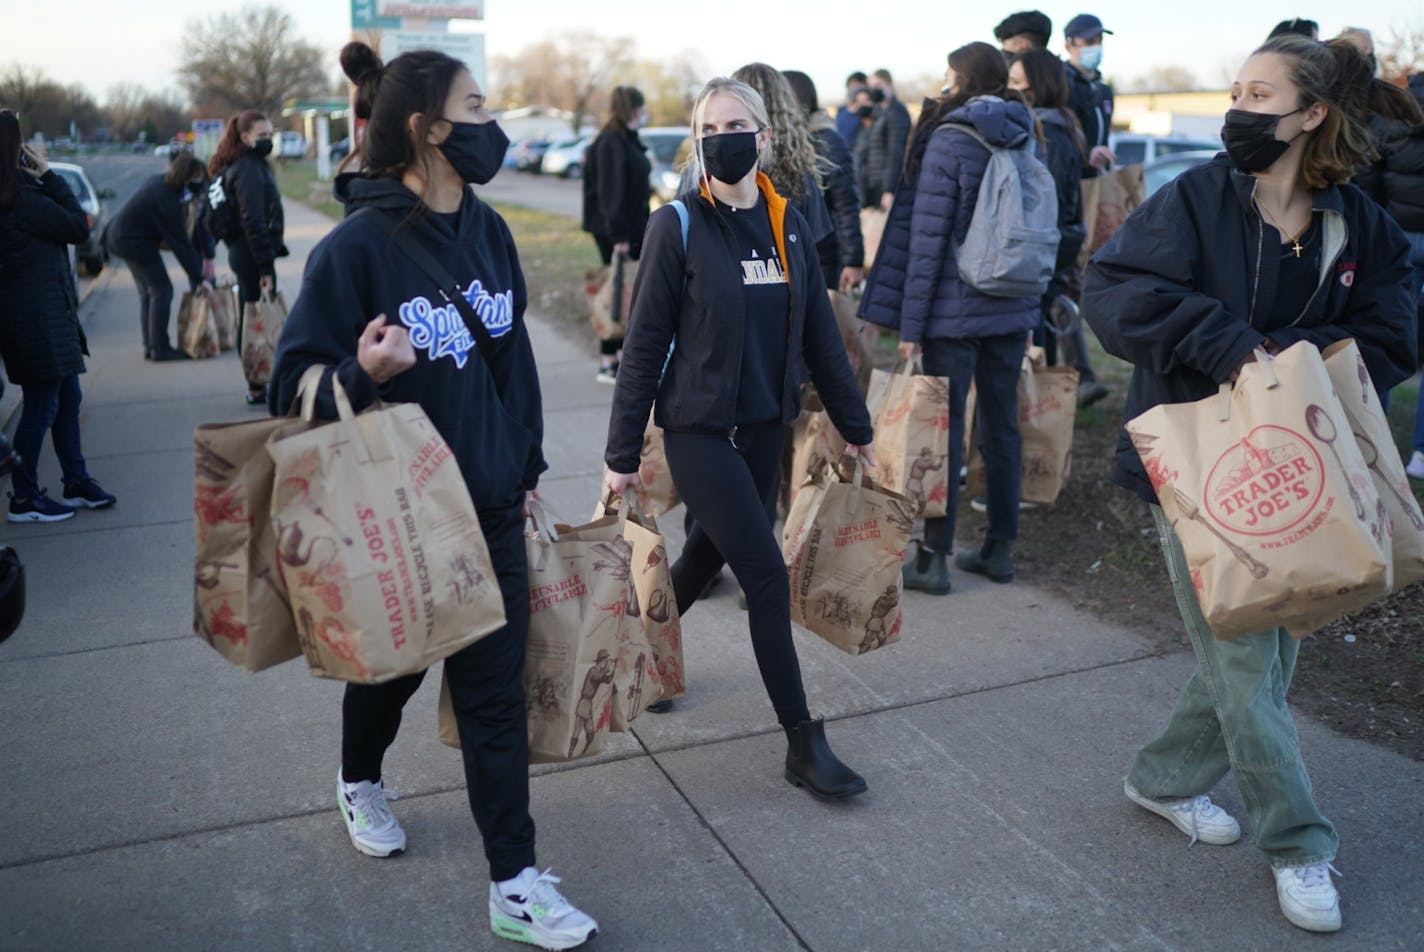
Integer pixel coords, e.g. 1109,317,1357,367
1063,13,1116,176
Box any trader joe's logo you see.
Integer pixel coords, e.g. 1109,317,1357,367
1204,425,1324,537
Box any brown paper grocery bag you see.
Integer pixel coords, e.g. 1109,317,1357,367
828,290,874,396
211,280,238,351
867,362,951,517
178,289,220,359
267,376,506,683
596,491,683,715
637,413,680,517
967,350,1079,506
193,365,325,672
522,500,636,762
782,459,915,655
587,252,638,343
240,290,287,388
859,207,886,269
789,410,848,508
1322,340,1424,587
1127,341,1391,639
1077,164,1145,272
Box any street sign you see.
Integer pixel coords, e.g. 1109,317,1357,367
351,0,400,29
191,118,226,161
379,30,485,85
378,2,483,19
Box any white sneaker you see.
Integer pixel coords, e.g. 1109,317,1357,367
336,771,406,858
490,867,599,950
1407,451,1424,480
1124,780,1241,846
1274,862,1342,932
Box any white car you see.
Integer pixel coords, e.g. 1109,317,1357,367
1108,133,1221,167
49,162,112,276
541,136,591,178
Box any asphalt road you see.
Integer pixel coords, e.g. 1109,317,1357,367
476,166,582,218
63,152,172,293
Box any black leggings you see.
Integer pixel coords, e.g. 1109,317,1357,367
122,246,174,352
340,502,536,882
664,423,811,729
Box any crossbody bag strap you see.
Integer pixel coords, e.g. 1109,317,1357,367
356,207,499,366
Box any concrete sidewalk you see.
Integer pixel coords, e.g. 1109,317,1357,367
1,200,1419,951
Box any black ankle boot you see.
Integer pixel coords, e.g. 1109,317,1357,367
955,538,1014,583
152,345,190,362
902,541,950,594
784,718,867,800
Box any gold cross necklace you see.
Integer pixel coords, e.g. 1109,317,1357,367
1255,198,1309,258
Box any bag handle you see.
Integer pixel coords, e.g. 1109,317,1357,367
599,487,652,533
292,364,329,420
1217,347,1279,422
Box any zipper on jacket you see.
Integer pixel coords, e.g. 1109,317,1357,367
1246,181,1264,327
728,425,738,448
1289,209,1347,327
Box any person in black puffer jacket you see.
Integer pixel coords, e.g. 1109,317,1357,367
860,42,1048,594
0,109,116,522
207,109,288,403
581,85,651,384
1353,71,1424,476
783,69,865,292
106,154,216,361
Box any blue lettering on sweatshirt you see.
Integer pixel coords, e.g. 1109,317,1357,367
396,278,514,367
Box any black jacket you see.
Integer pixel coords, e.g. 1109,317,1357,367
1354,73,1424,233
810,114,864,288
604,174,873,474
861,96,912,206
581,127,652,246
269,175,545,511
1085,157,1417,505
0,169,89,386
106,173,207,287
1064,61,1113,178
217,150,286,274
1036,108,1087,274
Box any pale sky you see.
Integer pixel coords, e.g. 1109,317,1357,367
7,1,1420,109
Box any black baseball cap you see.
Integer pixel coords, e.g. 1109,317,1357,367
1065,14,1113,40
994,11,1053,46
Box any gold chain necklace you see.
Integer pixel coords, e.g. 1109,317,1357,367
1255,198,1309,258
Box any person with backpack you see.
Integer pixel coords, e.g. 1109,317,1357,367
603,77,875,801
207,109,287,404
859,41,1057,595
581,85,651,385
783,69,865,292
1084,37,1415,933
267,43,598,951
105,154,215,361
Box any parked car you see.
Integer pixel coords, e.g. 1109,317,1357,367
640,126,690,206
329,137,352,161
541,136,591,178
513,137,554,173
48,161,112,276
1108,133,1221,167
1141,149,1220,196
276,131,308,159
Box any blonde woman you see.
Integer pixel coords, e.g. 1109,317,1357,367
604,78,874,800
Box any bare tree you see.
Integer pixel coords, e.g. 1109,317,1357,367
631,50,706,126
1377,20,1424,84
177,5,329,117
0,65,78,139
492,32,635,135
1122,66,1201,94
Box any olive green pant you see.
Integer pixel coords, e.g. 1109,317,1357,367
1127,506,1338,868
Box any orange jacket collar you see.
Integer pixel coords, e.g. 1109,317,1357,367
697,171,791,278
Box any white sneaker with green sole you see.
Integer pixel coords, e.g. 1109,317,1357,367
337,771,406,858
490,867,598,950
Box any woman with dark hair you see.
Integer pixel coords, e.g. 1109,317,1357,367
1085,36,1415,933
604,77,875,800
1008,47,1108,407
268,43,597,950
0,109,116,522
860,41,1047,594
106,154,215,360
581,84,650,383
208,109,286,403
782,68,864,291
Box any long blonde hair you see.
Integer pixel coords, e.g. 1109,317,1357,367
731,62,825,200
688,77,770,192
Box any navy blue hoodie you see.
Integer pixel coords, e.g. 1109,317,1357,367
268,175,545,511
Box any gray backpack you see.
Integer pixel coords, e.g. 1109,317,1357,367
944,122,1059,298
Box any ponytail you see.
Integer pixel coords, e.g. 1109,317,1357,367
208,109,267,177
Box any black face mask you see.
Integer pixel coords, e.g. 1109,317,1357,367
439,120,510,185
700,131,760,185
1220,108,1303,173
251,138,273,158
868,87,887,103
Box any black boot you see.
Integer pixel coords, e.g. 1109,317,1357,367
902,540,950,595
784,719,867,800
151,346,190,362
149,310,187,361
955,538,1014,583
